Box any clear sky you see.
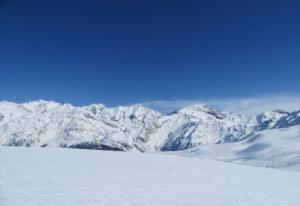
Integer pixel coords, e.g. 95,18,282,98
0,0,300,109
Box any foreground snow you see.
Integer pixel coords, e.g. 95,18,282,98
1,147,300,206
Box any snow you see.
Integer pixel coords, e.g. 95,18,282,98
177,125,300,171
0,101,251,151
1,147,300,206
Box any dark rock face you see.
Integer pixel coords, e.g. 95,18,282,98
160,122,198,151
4,138,38,147
67,142,125,151
274,111,300,128
4,133,40,147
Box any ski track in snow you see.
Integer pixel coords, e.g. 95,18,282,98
1,147,300,206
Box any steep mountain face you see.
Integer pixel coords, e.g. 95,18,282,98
0,100,299,153
255,110,300,130
158,104,251,150
0,101,162,151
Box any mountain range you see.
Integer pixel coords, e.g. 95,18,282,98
1,100,299,169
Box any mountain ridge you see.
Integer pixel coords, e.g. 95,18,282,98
0,100,299,152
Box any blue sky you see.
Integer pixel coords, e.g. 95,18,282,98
0,0,300,112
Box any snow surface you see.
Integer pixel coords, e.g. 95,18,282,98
177,124,300,171
1,147,300,206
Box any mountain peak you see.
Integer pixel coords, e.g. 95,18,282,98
177,104,213,113
83,103,106,114
20,100,61,112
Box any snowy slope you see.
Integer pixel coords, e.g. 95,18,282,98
177,124,300,170
1,147,300,206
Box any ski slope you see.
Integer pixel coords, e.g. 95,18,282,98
1,147,300,206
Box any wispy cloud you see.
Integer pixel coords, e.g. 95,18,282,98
143,100,199,114
142,95,300,116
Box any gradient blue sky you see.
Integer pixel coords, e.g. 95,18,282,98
0,0,300,108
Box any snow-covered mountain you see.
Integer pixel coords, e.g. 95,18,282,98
0,100,300,147
0,100,299,153
255,109,300,130
0,100,250,151
1,100,300,169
